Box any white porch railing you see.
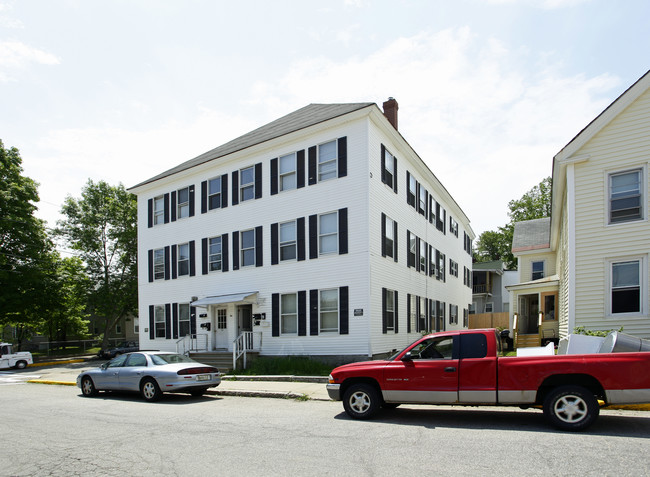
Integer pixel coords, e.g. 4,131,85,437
176,334,208,355
232,331,261,370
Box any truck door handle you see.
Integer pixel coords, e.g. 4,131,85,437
444,367,457,372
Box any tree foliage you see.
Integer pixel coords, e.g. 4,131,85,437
56,180,137,348
474,177,552,269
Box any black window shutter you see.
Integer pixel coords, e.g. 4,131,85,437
270,158,278,196
148,199,153,228
149,305,155,340
393,156,398,193
308,146,317,185
339,286,349,335
382,287,387,334
148,249,153,282
297,150,305,188
189,240,196,277
201,238,208,275
164,246,170,280
406,172,410,206
298,290,307,336
222,233,229,272
271,223,279,265
255,225,263,267
171,191,177,222
271,293,280,337
232,231,239,270
189,184,195,217
297,217,306,261
171,245,178,279
172,303,179,339
201,181,207,214
393,220,399,262
381,213,387,257
221,174,228,208
308,214,318,259
394,291,399,334
190,306,197,334
381,144,386,184
407,294,411,333
232,171,239,206
255,162,263,199
337,137,347,178
338,208,348,255
165,303,171,339
164,193,170,223
309,289,319,335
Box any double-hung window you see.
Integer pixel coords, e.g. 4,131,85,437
532,261,544,280
419,239,427,273
419,186,427,215
318,141,337,182
319,212,338,255
383,149,395,189
208,177,222,210
609,169,643,223
177,187,190,219
241,229,255,267
177,243,189,276
384,289,395,332
319,289,339,333
240,166,255,202
153,196,164,225
153,248,165,280
209,237,222,272
280,221,297,261
408,174,417,207
280,153,297,191
281,293,298,335
178,303,190,337
383,215,395,259
154,305,166,338
611,260,641,314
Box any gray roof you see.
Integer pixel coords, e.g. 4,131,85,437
130,102,375,190
473,260,504,272
512,217,551,252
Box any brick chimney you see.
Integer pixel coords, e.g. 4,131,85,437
382,97,398,130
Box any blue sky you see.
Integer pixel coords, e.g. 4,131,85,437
1,0,649,236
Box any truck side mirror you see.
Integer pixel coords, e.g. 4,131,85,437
401,351,413,362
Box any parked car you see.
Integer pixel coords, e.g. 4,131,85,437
98,341,139,359
77,351,221,401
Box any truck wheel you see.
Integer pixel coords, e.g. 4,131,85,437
140,378,162,402
343,384,380,419
543,385,599,431
14,360,28,369
81,376,98,397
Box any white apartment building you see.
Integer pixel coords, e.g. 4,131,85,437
129,99,475,363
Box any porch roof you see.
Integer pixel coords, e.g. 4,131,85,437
505,274,559,291
191,292,258,307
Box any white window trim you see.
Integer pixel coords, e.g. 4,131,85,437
279,152,297,192
178,303,190,337
153,195,164,225
383,148,394,188
177,243,190,276
240,166,255,202
605,255,647,318
177,187,190,219
208,236,222,272
605,165,647,227
318,140,338,182
208,177,221,210
385,289,396,332
319,288,339,333
154,305,166,338
532,260,545,281
153,248,165,280
240,229,255,267
280,293,298,335
319,211,338,256
279,220,297,262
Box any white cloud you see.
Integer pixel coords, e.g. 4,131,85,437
0,40,59,81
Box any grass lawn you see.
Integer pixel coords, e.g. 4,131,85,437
238,356,333,376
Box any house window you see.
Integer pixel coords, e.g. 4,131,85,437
134,317,139,334
240,166,255,202
319,289,339,333
450,217,459,237
418,185,426,216
241,229,255,267
383,215,395,259
208,177,222,210
383,148,394,189
485,302,494,313
449,304,458,325
177,187,190,219
154,305,165,338
408,232,416,268
449,259,458,278
419,239,427,273
532,261,544,280
409,294,417,331
384,289,395,332
115,324,122,334
419,296,427,332
209,237,222,272
408,173,417,207
217,309,227,329
281,293,298,334
609,169,643,224
177,243,189,276
280,153,297,191
153,196,164,225
153,248,165,280
611,260,641,314
280,221,297,261
179,303,190,337
463,309,468,327
318,140,337,182
319,212,338,255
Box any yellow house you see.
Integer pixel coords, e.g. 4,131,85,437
509,69,650,346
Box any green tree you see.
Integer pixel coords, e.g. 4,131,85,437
0,140,54,345
56,180,137,348
474,177,552,269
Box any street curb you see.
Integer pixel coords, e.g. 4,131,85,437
27,380,76,386
29,359,85,367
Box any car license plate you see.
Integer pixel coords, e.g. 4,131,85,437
197,374,211,381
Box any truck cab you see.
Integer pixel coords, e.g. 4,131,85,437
0,343,33,370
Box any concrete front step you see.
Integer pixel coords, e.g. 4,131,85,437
189,351,259,373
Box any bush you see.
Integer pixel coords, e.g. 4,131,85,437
573,326,623,337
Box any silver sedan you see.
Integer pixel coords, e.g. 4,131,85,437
77,351,221,401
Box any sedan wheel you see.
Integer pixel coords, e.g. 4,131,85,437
140,378,162,402
81,376,98,397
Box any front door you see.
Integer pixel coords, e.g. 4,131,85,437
213,308,228,350
518,294,539,334
237,305,253,335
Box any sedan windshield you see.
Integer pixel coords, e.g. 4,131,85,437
151,354,197,365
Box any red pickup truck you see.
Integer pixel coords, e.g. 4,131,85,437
327,329,650,431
